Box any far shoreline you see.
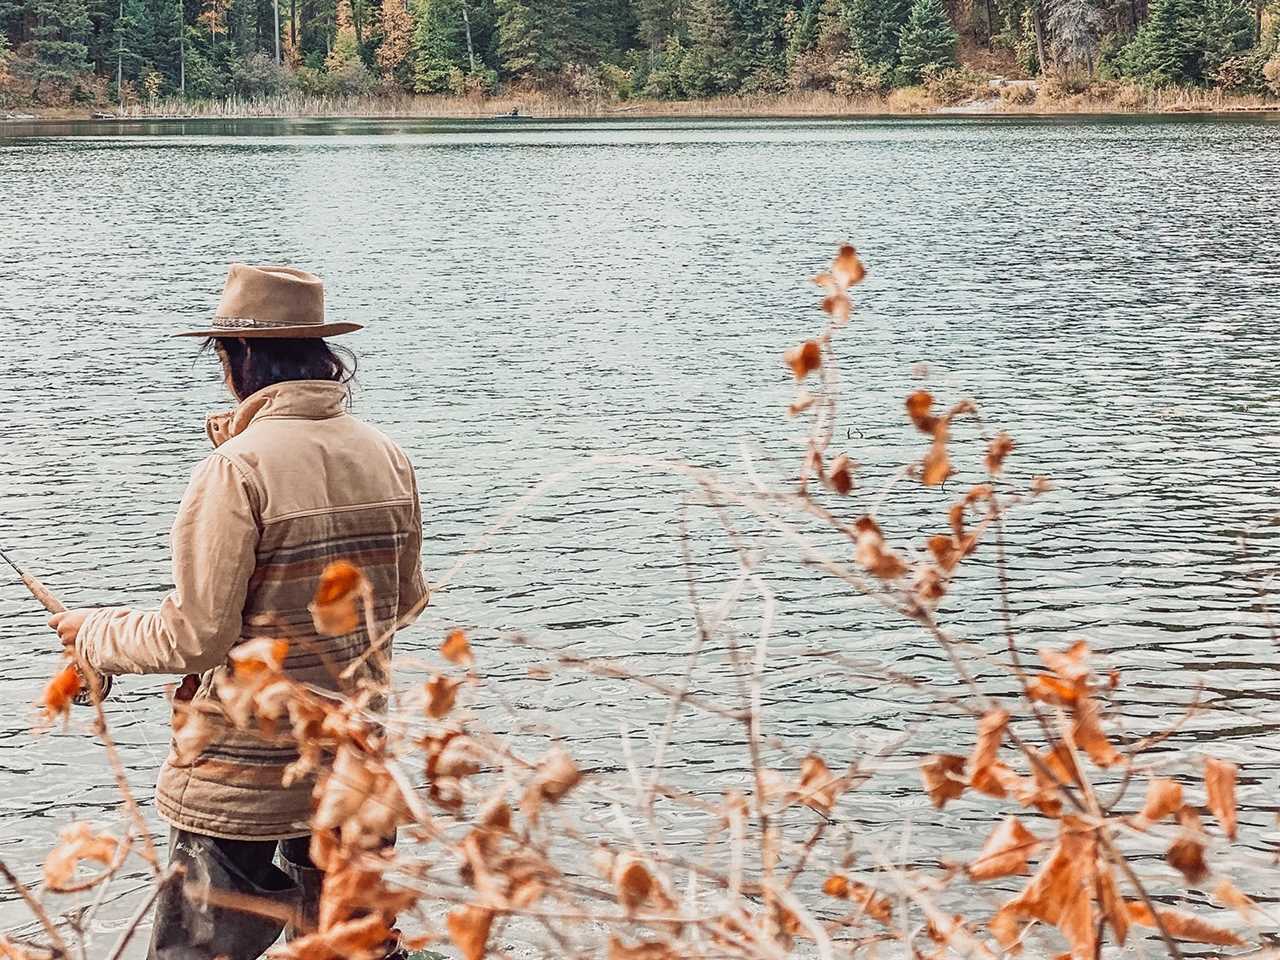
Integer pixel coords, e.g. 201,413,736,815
6,89,1280,125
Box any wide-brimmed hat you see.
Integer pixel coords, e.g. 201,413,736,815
175,264,363,339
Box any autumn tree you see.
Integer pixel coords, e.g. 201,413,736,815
376,0,414,82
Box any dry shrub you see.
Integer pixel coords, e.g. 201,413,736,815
886,84,933,112
923,65,989,105
8,245,1275,960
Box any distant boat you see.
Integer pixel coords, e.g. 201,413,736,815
493,108,531,120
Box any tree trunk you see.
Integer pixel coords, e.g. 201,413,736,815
273,0,280,62
116,0,123,107
461,0,476,72
179,0,186,94
984,0,995,42
1031,1,1049,75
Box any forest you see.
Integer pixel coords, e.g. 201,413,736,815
1,0,1278,111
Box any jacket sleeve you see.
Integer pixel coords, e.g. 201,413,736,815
396,465,428,625
77,453,260,676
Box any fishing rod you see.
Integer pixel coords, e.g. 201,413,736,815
0,545,113,706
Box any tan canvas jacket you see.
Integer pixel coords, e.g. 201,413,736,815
77,380,426,840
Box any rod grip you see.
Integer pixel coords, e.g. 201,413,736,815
22,571,66,616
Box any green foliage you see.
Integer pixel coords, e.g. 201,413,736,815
1118,0,1252,84
26,0,92,92
412,0,466,91
894,0,956,83
231,49,289,95
848,0,911,70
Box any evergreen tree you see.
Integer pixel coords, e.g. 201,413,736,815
1117,0,1196,83
26,0,93,93
678,0,739,93
894,0,956,82
633,0,676,49
1193,0,1253,79
495,0,573,80
412,0,465,89
1046,0,1101,72
847,0,910,69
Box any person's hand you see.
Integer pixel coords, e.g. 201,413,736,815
48,610,90,653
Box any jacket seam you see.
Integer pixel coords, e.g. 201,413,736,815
262,497,417,526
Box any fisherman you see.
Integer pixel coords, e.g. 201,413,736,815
47,264,427,960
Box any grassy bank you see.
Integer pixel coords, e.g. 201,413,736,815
10,84,1280,122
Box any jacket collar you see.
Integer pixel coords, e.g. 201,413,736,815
206,380,349,449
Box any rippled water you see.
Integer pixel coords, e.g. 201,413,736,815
2,115,1280,953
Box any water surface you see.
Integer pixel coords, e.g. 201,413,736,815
2,116,1279,953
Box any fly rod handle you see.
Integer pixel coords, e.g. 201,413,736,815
20,570,67,616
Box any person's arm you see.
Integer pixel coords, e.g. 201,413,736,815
396,466,428,625
75,454,260,676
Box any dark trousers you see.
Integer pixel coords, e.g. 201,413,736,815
147,830,322,960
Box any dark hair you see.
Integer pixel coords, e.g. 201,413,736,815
204,337,356,402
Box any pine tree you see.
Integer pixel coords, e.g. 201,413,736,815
894,0,956,82
495,0,572,81
376,0,414,82
26,0,92,93
678,0,738,93
1117,0,1196,83
1193,0,1253,80
412,0,465,89
847,0,910,69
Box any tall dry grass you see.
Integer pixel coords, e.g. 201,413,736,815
6,245,1278,960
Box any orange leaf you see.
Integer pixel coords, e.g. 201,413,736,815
1136,778,1183,828
229,637,289,678
43,823,118,891
824,454,855,496
793,753,844,813
967,816,1042,881
1204,757,1238,840
1166,805,1209,885
921,436,952,486
999,816,1097,959
607,937,675,960
1038,640,1090,683
853,516,908,580
1212,878,1261,922
921,754,966,809
310,560,367,636
822,292,852,325
613,853,654,912
906,390,937,434
442,629,473,666
1097,864,1129,945
446,906,494,960
831,244,867,288
967,709,1010,786
822,874,892,923
1026,674,1081,707
1072,696,1122,768
41,662,82,719
784,340,822,380
425,674,463,719
788,391,816,416
985,433,1015,475
1125,901,1244,946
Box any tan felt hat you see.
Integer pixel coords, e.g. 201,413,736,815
176,264,363,339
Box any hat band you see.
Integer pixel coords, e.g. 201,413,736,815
211,315,315,330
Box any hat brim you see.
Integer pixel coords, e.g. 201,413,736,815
173,321,364,339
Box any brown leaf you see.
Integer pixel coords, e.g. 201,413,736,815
41,662,82,719
1204,757,1238,840
229,637,289,678
824,454,855,495
967,817,1042,881
613,853,654,912
967,709,1009,786
446,906,493,960
853,516,908,580
985,433,1015,475
1072,696,1122,768
822,874,892,923
1125,901,1244,946
1136,778,1183,828
793,753,844,813
784,340,822,380
822,292,852,325
171,705,217,767
441,628,473,666
1026,674,1082,707
999,816,1098,959
831,245,867,288
1166,805,1209,885
521,747,582,821
1038,640,1091,683
1031,475,1055,494
1097,864,1129,945
972,761,1034,801
905,390,937,433
1212,878,1261,923
43,823,119,891
921,435,952,486
988,905,1023,953
921,754,966,809
310,560,368,636
425,674,463,719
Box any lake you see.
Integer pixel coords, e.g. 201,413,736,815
2,115,1279,953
